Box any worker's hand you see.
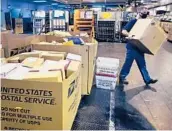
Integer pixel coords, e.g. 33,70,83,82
122,30,129,37
126,35,135,40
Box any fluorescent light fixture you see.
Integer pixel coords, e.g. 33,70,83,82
33,0,47,2
51,3,58,5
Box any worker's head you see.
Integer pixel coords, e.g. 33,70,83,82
138,7,149,19
139,12,149,19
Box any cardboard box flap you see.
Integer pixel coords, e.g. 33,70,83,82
41,52,65,61
24,71,63,82
22,57,44,68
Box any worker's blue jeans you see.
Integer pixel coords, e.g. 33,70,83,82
120,43,151,84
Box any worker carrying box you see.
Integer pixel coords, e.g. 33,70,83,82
119,7,166,87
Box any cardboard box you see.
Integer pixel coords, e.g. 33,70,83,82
6,55,22,63
66,53,82,62
34,50,67,56
1,33,32,57
41,52,65,61
24,70,63,82
32,35,98,95
66,60,81,77
129,19,167,55
22,57,44,68
96,75,118,90
19,52,41,59
96,57,120,77
1,65,81,130
40,60,66,80
6,51,40,63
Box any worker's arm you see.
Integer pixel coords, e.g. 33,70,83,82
122,19,137,37
122,30,130,37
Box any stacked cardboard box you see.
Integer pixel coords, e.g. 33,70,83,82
1,51,81,130
96,57,120,90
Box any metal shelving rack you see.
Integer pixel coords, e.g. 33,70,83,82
95,11,137,42
96,20,116,42
32,11,46,34
51,10,69,31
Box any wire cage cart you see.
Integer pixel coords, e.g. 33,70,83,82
51,10,69,31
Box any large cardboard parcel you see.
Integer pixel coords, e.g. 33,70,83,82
31,35,98,95
1,33,33,57
129,19,167,55
1,65,81,130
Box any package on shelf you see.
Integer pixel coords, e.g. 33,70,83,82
96,75,118,90
22,57,44,68
96,57,120,77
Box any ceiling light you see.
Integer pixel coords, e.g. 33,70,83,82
33,0,47,2
51,3,58,5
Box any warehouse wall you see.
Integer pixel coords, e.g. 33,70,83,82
1,0,36,28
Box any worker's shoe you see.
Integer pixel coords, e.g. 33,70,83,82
146,79,158,86
119,79,129,85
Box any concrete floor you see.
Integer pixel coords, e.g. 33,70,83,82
72,41,172,130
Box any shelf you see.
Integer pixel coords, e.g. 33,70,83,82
77,25,93,28
76,21,93,24
76,18,93,21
